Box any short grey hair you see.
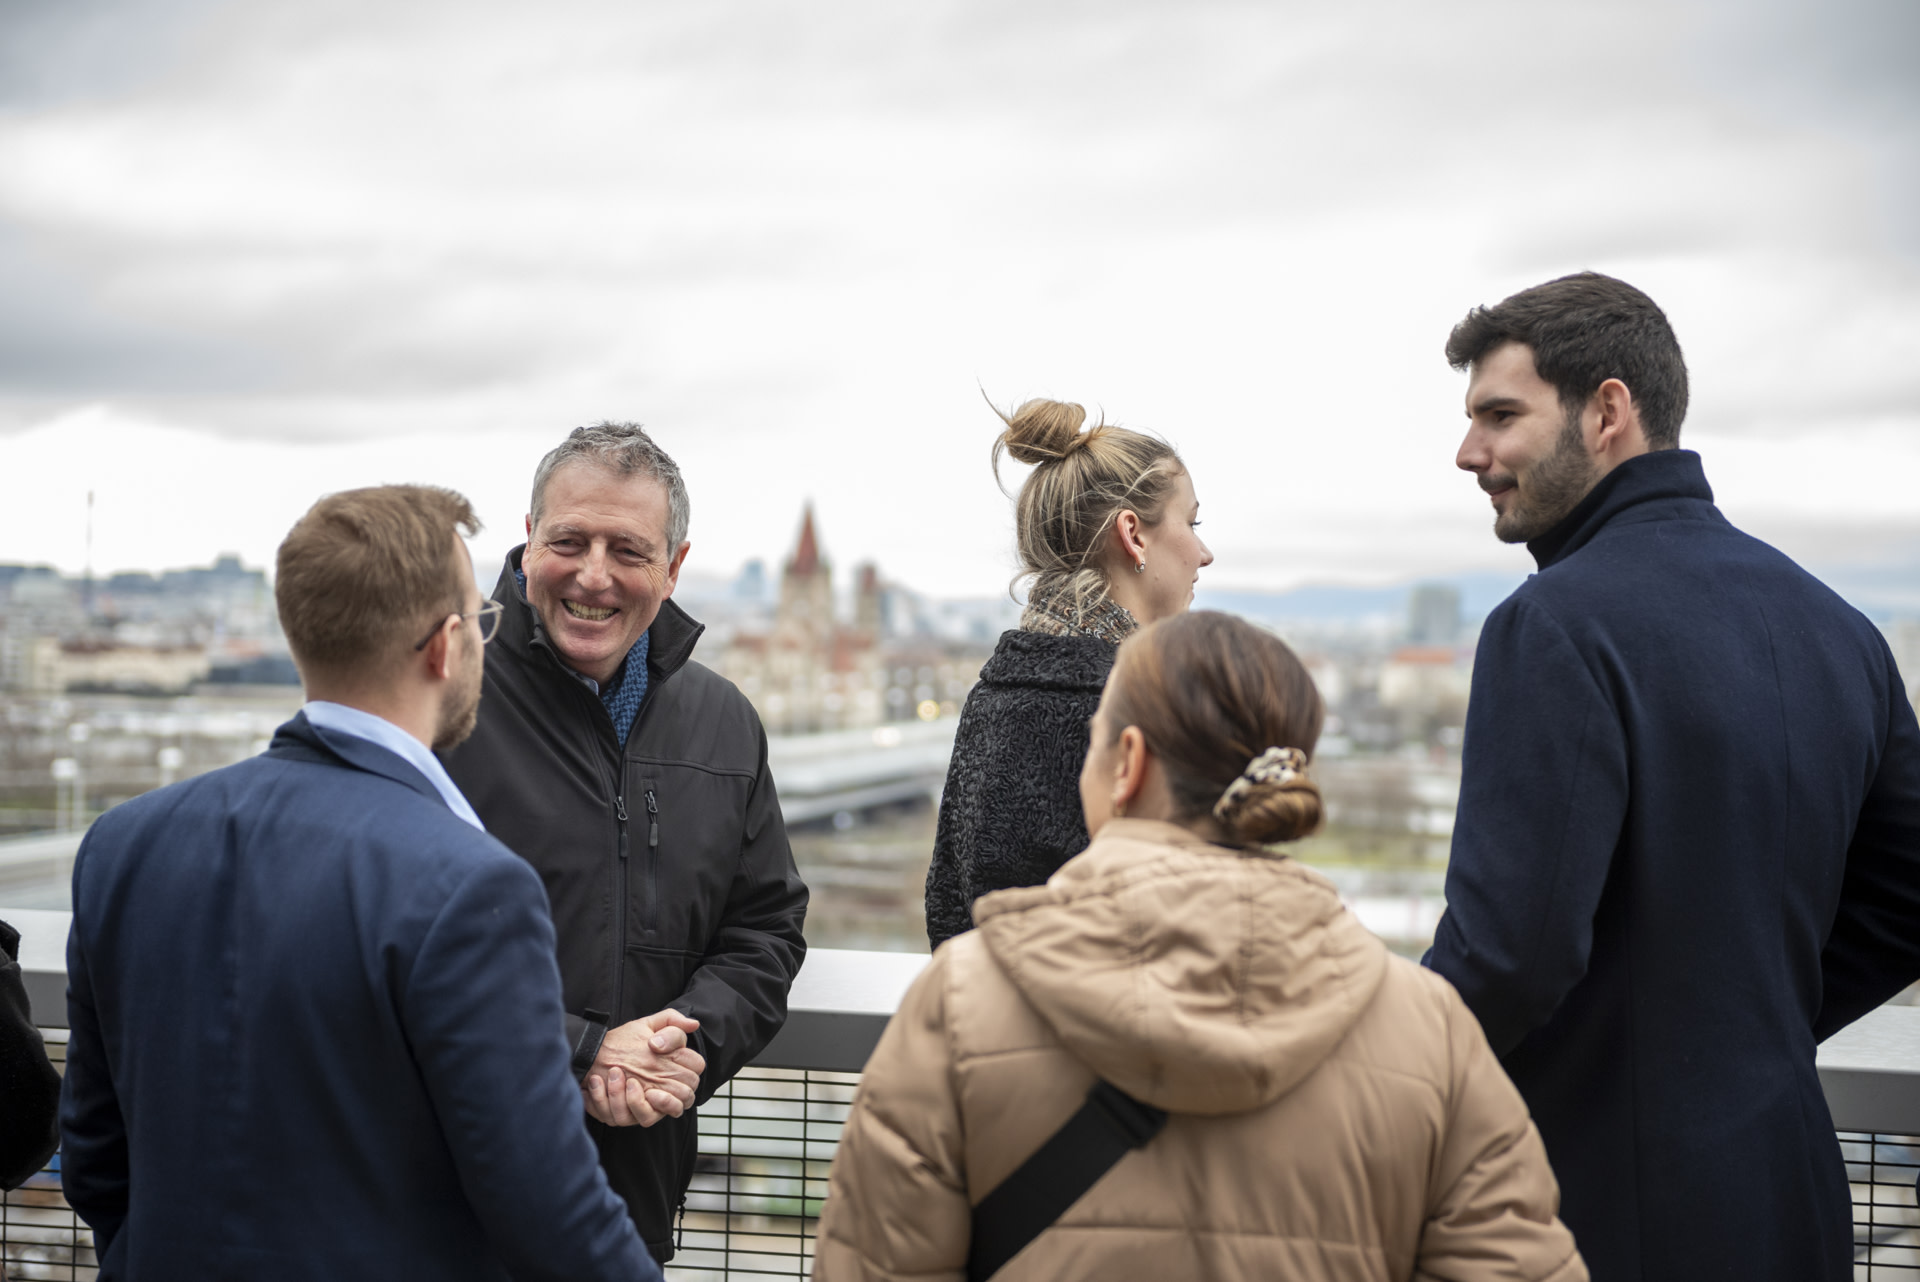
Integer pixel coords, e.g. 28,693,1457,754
530,421,691,551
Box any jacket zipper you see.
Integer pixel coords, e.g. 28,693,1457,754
528,621,673,1029
645,788,660,933
609,679,670,1022
613,790,630,1025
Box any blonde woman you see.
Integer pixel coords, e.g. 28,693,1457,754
923,398,1212,948
820,612,1584,1282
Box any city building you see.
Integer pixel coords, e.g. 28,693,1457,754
1376,645,1473,746
710,506,988,736
0,555,291,694
1406,583,1462,646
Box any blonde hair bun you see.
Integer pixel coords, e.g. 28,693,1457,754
999,398,1093,466
988,391,1184,626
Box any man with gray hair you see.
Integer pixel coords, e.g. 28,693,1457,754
444,423,809,1265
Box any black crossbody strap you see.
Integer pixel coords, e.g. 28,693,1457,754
966,1079,1170,1282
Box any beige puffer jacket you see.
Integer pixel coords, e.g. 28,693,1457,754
814,819,1585,1282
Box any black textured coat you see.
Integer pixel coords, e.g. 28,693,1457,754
442,550,809,1262
0,918,58,1190
924,629,1116,949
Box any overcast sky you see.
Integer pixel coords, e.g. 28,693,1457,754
1,0,1916,607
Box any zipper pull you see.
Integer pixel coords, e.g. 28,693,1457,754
614,795,628,823
646,789,659,849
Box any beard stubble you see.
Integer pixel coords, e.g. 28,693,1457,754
1493,408,1598,544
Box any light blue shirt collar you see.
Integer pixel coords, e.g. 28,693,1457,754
300,701,485,831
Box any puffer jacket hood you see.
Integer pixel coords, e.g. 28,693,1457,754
818,813,1585,1281
973,817,1388,1116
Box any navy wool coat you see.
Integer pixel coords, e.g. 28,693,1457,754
1428,450,1920,1282
60,713,656,1282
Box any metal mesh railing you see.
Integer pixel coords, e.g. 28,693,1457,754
667,1068,858,1280
4,1029,95,1281
1845,1131,1920,1278
5,1036,1914,1281
3,1167,92,1282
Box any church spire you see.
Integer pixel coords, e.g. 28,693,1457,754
788,502,822,577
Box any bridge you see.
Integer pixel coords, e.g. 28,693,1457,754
765,718,955,825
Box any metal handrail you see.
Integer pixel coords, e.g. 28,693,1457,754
10,907,1915,1122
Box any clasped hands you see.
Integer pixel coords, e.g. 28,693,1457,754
582,1008,706,1128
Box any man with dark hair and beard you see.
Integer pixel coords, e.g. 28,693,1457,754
1425,272,1920,1282
61,485,660,1282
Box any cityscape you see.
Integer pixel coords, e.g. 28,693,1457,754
10,503,1917,957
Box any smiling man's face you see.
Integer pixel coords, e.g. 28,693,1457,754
1457,341,1599,544
523,462,688,683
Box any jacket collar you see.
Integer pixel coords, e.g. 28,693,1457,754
980,626,1116,692
268,711,448,810
491,545,706,684
972,814,1388,1115
1526,448,1718,570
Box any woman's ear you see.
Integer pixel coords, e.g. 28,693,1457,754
1111,509,1146,572
1114,724,1149,812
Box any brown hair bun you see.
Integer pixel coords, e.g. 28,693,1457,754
1102,612,1327,845
1216,776,1325,845
998,398,1093,465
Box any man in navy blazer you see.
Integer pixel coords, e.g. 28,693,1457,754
1426,274,1920,1282
60,485,668,1281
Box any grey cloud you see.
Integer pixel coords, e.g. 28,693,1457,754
1740,517,1920,616
0,0,1915,447
1491,219,1739,277
1692,0,1920,143
0,224,277,395
0,0,233,111
1692,0,1920,257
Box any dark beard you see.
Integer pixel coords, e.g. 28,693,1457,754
1493,408,1598,544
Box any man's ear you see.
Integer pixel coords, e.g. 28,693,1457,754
420,619,456,682
524,513,534,540
1590,378,1647,458
662,542,691,597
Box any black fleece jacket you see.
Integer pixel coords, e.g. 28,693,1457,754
442,549,808,1262
0,918,58,1190
923,628,1116,949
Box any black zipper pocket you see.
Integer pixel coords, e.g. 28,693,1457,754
611,788,630,1019
642,782,660,935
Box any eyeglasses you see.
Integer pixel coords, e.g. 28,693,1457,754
412,600,506,652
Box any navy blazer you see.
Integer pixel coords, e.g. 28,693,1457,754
1428,450,1920,1282
60,713,657,1282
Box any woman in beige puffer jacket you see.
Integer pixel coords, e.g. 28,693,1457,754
814,612,1584,1282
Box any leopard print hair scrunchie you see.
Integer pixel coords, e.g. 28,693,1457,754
1211,746,1309,822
